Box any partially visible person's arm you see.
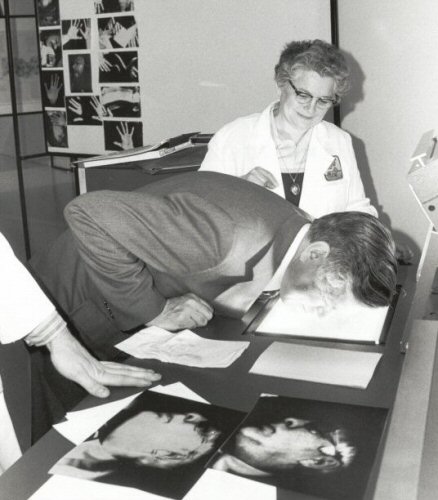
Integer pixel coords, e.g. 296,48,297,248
25,311,160,398
0,232,160,397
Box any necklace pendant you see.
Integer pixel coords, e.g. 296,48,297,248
290,183,301,196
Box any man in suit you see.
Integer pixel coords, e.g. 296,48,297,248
34,172,397,359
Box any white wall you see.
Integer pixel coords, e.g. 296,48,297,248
138,0,331,142
338,0,438,259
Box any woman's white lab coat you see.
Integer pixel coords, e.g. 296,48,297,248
200,102,377,218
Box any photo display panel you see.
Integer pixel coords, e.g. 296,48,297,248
36,0,331,155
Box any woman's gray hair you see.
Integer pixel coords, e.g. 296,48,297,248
274,39,351,97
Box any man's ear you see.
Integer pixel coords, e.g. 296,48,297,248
299,241,330,263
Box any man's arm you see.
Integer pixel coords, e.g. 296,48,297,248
64,190,222,330
0,232,161,397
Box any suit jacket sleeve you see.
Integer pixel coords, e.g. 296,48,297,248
64,189,234,330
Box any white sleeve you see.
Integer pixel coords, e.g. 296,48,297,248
198,129,230,173
198,124,247,177
0,233,55,343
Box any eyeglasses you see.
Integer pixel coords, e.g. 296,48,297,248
288,80,339,109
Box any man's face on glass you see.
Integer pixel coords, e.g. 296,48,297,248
280,256,332,317
102,411,220,468
234,418,339,470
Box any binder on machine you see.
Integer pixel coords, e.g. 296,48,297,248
75,132,212,194
76,132,212,173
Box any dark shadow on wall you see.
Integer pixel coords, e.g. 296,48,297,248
339,49,420,262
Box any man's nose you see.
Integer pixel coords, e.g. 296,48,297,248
320,444,336,456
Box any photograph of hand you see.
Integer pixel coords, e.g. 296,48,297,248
46,110,68,148
99,51,138,83
62,18,91,50
104,120,142,151
66,95,104,125
100,86,141,117
40,29,62,68
42,70,65,107
98,16,138,49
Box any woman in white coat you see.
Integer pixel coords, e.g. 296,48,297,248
199,39,376,219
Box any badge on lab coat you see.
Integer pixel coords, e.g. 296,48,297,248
324,155,343,181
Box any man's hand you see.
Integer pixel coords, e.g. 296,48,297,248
241,167,278,190
46,328,161,398
147,293,214,331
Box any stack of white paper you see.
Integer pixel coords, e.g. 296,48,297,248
28,475,165,500
185,469,275,500
250,342,382,389
116,326,249,368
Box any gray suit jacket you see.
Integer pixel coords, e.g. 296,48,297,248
35,172,308,358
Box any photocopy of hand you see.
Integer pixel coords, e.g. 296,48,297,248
147,293,214,331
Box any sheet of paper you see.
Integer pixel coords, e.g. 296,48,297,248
150,382,209,404
28,475,167,500
185,469,275,500
54,392,142,444
250,342,382,388
54,383,209,444
255,297,389,343
116,326,249,367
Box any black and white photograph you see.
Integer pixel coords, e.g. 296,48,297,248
210,395,388,500
104,120,142,150
39,29,62,68
98,51,138,83
98,15,138,49
45,110,68,148
61,18,91,50
50,391,244,499
68,53,92,93
66,95,103,125
94,0,134,14
36,0,60,27
41,70,65,107
0,1,4,16
100,85,140,117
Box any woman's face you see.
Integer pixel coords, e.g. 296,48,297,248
102,411,220,468
278,69,336,132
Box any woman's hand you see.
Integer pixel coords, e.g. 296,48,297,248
241,167,278,190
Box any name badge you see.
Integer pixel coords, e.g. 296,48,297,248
324,155,343,181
